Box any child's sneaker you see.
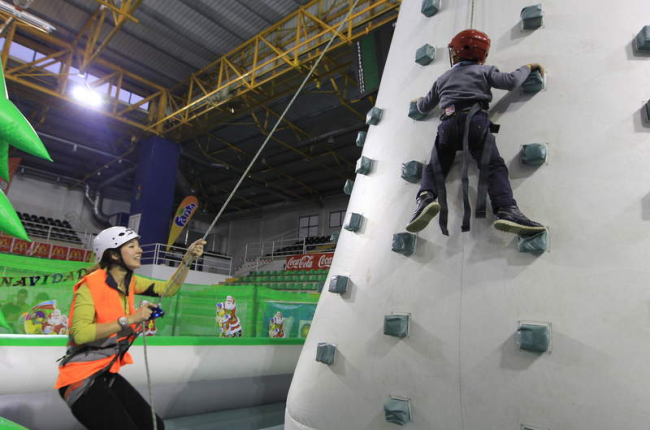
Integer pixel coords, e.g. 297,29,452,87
406,191,440,233
493,206,545,235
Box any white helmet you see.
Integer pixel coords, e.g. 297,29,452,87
93,226,140,263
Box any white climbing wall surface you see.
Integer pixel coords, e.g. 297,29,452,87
286,0,650,429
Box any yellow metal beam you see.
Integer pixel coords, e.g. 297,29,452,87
145,0,401,134
0,0,400,137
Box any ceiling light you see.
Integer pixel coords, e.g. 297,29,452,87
0,0,55,33
71,85,102,108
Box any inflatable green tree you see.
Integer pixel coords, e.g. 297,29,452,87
0,63,52,241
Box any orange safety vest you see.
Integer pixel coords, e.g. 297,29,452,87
55,269,137,389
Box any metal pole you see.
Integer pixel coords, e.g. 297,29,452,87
271,241,275,258
303,237,306,254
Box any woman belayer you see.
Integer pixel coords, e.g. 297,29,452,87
55,226,206,430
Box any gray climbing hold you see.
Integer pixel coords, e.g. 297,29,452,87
344,213,363,232
415,44,435,65
420,0,440,17
343,179,354,195
356,131,367,147
517,230,547,254
328,275,349,294
636,26,650,51
520,143,547,166
645,101,650,122
366,107,383,126
521,4,543,30
408,100,427,121
522,70,544,93
401,161,423,183
355,156,373,175
384,314,409,338
517,323,551,353
315,342,336,365
392,232,417,256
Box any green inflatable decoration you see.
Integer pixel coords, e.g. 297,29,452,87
0,189,28,241
0,62,53,241
0,65,51,161
0,140,8,181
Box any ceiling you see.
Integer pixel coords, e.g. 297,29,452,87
4,0,398,216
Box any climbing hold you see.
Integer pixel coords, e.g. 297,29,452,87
636,26,650,52
521,4,543,30
344,212,363,232
384,314,409,338
518,230,547,254
355,156,373,175
415,44,436,65
408,101,427,121
392,232,416,256
356,131,367,147
522,70,544,93
420,0,440,17
328,275,349,294
366,107,383,126
522,426,550,430
517,322,551,353
645,101,650,122
315,342,336,365
343,179,354,195
520,143,547,166
401,161,423,183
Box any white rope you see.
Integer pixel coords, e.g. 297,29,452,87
141,322,157,430
469,0,476,28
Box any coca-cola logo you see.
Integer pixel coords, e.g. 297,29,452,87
318,254,333,267
286,255,314,270
286,253,334,270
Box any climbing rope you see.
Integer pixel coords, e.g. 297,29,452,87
142,0,363,426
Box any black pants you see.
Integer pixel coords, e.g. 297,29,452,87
59,373,164,430
420,111,516,213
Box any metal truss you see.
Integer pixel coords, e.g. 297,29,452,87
0,0,400,137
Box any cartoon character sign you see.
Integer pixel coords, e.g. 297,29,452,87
268,311,285,338
215,295,243,337
23,300,68,335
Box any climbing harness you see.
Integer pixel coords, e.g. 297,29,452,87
431,101,498,235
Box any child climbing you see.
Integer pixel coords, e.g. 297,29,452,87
406,29,546,236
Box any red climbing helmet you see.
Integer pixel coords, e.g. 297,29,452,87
448,29,491,63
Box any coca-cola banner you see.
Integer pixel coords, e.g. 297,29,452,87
285,253,334,271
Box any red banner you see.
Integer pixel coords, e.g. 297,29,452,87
0,235,12,253
285,253,334,271
32,243,52,258
12,239,32,255
0,234,89,262
50,246,69,260
68,248,85,262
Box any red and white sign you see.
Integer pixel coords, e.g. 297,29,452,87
0,233,90,261
285,253,334,271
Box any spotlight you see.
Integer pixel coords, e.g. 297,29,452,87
71,85,102,108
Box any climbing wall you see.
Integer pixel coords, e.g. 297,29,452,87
286,0,650,429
